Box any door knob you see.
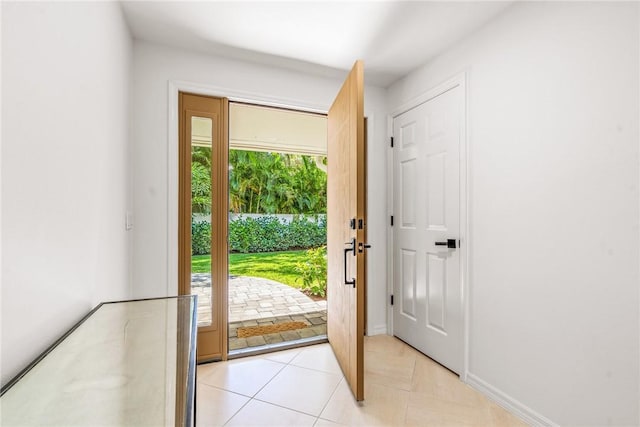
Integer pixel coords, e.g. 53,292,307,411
435,239,457,249
358,242,372,253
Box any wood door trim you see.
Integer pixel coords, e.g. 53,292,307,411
362,117,368,336
168,80,332,298
354,64,365,399
178,92,228,362
178,94,188,297
219,99,229,360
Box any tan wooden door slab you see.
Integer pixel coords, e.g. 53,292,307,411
327,60,366,401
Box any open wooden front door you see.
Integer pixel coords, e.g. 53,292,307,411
327,60,366,401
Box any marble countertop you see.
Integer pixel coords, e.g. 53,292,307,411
1,296,197,426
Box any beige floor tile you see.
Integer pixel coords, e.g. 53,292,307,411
314,418,348,426
411,356,486,407
365,334,413,355
405,390,492,427
365,346,417,391
198,357,285,397
320,378,411,426
488,401,530,427
254,365,342,416
195,383,249,427
410,353,452,394
261,347,303,364
403,344,521,426
198,336,527,427
290,343,343,375
226,399,316,426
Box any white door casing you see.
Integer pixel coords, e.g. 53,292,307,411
392,81,465,374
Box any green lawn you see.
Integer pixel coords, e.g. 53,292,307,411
192,250,305,288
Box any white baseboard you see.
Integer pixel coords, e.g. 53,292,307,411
465,373,557,427
367,324,388,336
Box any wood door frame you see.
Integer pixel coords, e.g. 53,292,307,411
387,72,470,380
168,80,328,298
178,93,229,362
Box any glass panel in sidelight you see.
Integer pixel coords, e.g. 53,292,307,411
191,116,213,327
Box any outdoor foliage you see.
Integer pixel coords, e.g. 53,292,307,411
286,215,327,248
192,248,328,296
191,215,326,255
228,150,327,214
190,148,328,292
191,221,211,256
295,246,328,297
192,147,212,214
192,149,327,215
192,148,326,216
228,215,326,253
192,251,304,288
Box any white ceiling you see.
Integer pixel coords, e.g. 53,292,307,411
121,1,512,87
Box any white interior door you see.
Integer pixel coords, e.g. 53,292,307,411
392,83,464,374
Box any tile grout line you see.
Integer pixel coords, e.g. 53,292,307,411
198,357,288,396
206,336,525,427
286,345,346,376
198,381,253,399
249,359,289,398
251,396,324,419
250,346,344,420
288,363,344,376
316,376,346,423
282,361,344,378
220,358,289,426
196,376,255,426
204,344,343,425
221,396,252,427
253,348,319,419
408,353,418,388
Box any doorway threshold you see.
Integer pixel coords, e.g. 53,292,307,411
228,335,328,360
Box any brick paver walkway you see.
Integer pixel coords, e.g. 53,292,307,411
190,274,327,350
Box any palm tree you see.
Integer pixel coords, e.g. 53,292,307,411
228,150,327,214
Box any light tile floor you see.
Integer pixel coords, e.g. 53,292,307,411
196,335,528,426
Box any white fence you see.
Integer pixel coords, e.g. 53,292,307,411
193,213,325,224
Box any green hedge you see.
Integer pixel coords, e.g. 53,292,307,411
192,221,211,255
192,215,326,255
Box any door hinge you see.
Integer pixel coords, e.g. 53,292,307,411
390,215,394,226
390,136,394,148
390,295,394,306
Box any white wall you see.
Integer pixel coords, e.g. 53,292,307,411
130,41,389,335
1,2,133,385
388,2,639,425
